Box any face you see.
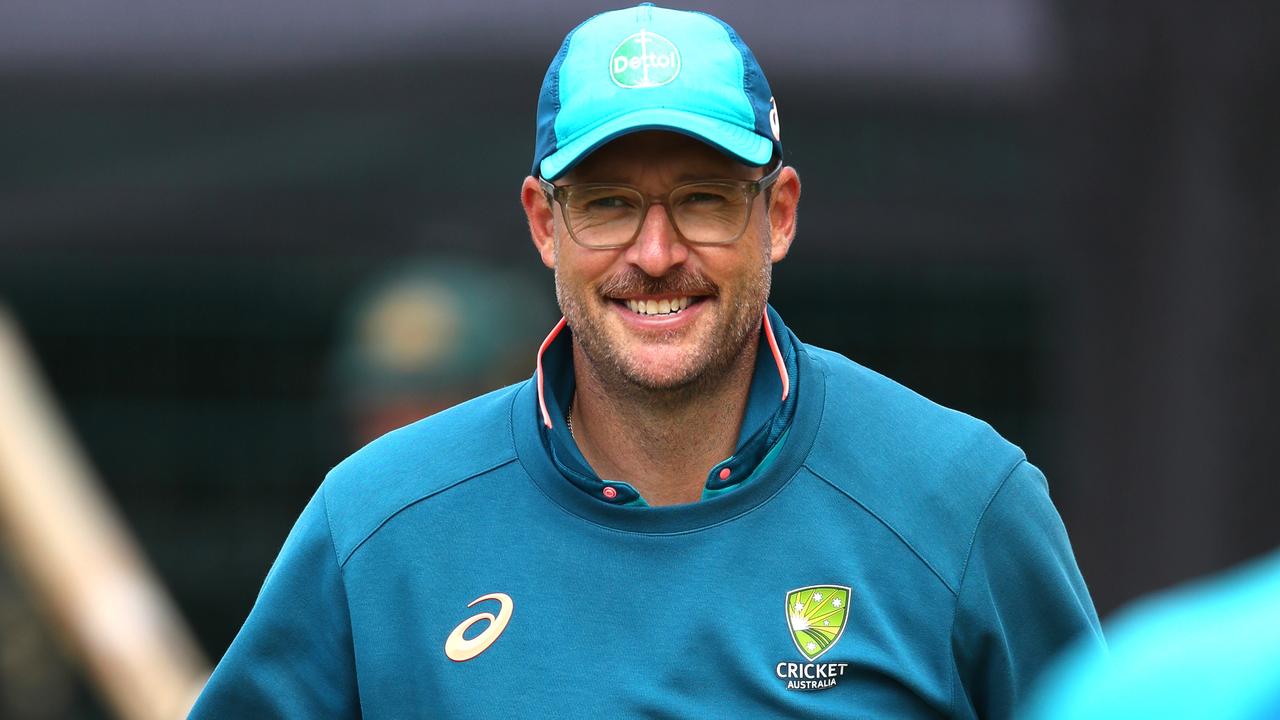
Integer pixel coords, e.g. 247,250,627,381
522,131,800,397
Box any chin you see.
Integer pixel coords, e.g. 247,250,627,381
617,358,708,392
602,333,710,391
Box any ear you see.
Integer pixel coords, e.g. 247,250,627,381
765,166,801,263
521,176,558,269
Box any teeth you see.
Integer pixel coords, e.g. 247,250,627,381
624,297,694,316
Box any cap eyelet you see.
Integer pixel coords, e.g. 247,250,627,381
602,486,619,500
718,468,732,481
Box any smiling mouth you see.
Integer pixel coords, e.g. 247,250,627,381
622,297,693,316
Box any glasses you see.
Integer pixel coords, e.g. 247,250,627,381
539,163,782,249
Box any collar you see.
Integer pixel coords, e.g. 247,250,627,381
533,304,800,506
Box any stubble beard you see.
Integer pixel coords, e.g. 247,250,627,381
555,254,772,406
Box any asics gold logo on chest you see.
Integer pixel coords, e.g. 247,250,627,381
444,593,514,662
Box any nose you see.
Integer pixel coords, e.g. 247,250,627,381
623,202,688,277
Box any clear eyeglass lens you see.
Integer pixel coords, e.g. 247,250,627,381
565,184,751,247
565,187,643,247
670,183,749,244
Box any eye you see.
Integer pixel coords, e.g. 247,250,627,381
586,194,636,210
688,193,723,203
678,189,734,206
571,188,640,213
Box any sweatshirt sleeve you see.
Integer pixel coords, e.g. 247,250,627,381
189,485,361,719
949,460,1105,720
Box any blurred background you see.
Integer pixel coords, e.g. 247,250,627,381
1,0,1277,716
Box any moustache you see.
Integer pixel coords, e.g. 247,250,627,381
596,268,718,299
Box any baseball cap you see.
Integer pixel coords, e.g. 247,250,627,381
532,3,783,180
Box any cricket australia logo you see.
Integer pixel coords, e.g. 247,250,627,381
775,585,851,691
609,29,681,88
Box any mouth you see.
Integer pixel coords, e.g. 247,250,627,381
612,296,707,317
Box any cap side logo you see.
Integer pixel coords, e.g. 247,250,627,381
445,592,513,662
785,585,850,661
610,29,681,88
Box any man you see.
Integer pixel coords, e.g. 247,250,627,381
191,5,1103,718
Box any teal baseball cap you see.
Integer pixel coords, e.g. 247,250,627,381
532,3,783,180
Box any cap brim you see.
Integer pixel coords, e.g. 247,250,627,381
539,108,774,180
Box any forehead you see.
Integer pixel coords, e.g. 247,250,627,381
565,131,757,183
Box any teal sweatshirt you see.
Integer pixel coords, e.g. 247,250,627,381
191,306,1102,718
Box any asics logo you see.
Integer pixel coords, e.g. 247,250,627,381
444,592,514,662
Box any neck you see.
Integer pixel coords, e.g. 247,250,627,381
569,339,759,506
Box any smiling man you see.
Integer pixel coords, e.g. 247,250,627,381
191,5,1103,718
523,130,795,506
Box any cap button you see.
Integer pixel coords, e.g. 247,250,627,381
718,467,732,481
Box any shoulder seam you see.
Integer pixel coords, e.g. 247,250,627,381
337,455,519,567
803,463,958,595
950,456,1028,604
321,483,342,569
946,456,1028,716
319,482,361,655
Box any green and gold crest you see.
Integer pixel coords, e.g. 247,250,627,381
786,585,851,661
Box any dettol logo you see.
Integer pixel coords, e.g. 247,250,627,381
609,29,681,88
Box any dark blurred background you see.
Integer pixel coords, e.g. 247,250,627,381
1,1,1277,716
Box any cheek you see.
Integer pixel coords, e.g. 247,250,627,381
700,235,770,281
555,241,622,291
751,212,769,243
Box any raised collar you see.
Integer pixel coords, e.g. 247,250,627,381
533,304,800,506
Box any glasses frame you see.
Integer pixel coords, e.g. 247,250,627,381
538,162,783,250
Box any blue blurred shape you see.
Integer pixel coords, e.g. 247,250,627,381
1022,549,1280,720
